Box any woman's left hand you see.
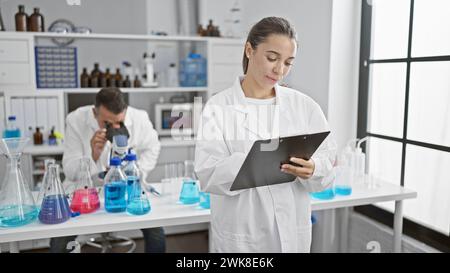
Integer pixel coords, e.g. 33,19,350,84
281,157,315,180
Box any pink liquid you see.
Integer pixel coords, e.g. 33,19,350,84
70,188,100,214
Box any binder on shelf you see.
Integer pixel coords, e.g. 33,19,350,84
35,98,49,136
47,98,59,133
0,97,5,134
23,98,37,138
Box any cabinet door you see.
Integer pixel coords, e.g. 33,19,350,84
0,63,31,85
0,40,29,63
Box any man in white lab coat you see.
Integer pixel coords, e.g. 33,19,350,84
49,87,165,253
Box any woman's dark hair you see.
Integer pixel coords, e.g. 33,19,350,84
95,87,128,114
243,17,297,74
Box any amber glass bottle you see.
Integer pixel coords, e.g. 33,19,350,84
114,68,123,87
133,75,141,88
80,67,90,88
90,63,101,87
15,5,28,31
29,7,44,32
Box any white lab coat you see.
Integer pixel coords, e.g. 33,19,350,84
194,77,336,253
62,105,161,185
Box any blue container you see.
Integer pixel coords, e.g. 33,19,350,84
310,188,336,200
179,179,200,204
104,158,127,213
179,53,207,87
335,185,352,196
198,191,210,209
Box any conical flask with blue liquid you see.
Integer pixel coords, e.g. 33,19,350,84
38,163,71,224
179,160,200,204
124,153,151,215
0,138,38,227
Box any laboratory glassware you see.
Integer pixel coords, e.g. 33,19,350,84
70,157,100,214
0,138,38,227
104,157,127,213
38,164,71,224
179,160,200,204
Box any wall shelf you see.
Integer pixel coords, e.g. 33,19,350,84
37,87,208,94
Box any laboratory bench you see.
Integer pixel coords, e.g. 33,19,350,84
0,176,416,253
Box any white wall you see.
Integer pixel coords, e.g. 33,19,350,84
199,0,333,114
327,0,362,151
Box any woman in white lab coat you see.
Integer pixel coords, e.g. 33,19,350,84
194,17,336,253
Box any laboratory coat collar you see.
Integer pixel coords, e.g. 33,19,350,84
231,76,290,139
87,105,133,131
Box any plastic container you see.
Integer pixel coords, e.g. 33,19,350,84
3,116,21,138
179,53,207,87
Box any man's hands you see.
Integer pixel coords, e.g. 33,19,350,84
281,157,315,180
90,128,107,162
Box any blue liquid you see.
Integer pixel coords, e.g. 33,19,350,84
310,188,336,200
199,192,210,209
335,185,352,196
0,205,38,227
127,198,151,215
38,194,71,224
126,176,139,202
3,129,21,138
179,180,200,204
104,181,127,213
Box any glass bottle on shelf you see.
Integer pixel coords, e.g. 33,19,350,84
90,63,101,88
123,75,131,88
0,138,39,227
114,68,123,87
33,127,43,145
3,116,21,138
80,67,90,88
133,75,141,88
15,5,27,32
29,7,44,32
104,68,112,87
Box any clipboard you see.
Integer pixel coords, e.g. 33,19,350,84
230,131,330,191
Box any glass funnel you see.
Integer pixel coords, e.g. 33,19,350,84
179,160,200,204
70,157,100,214
38,164,71,224
0,138,38,227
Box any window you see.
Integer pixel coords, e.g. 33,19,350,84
358,0,450,252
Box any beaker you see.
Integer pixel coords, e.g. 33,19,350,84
38,164,71,224
126,178,151,216
0,138,39,227
70,157,100,214
198,191,210,209
179,160,200,204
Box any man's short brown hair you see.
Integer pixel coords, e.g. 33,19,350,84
95,87,128,114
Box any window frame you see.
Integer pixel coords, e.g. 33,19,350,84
357,0,450,252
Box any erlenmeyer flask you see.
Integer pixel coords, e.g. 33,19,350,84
70,157,100,214
36,158,56,208
38,164,71,224
179,160,200,204
0,138,39,227
126,177,151,216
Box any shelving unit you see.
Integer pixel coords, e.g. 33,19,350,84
1,31,243,186
37,86,208,94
